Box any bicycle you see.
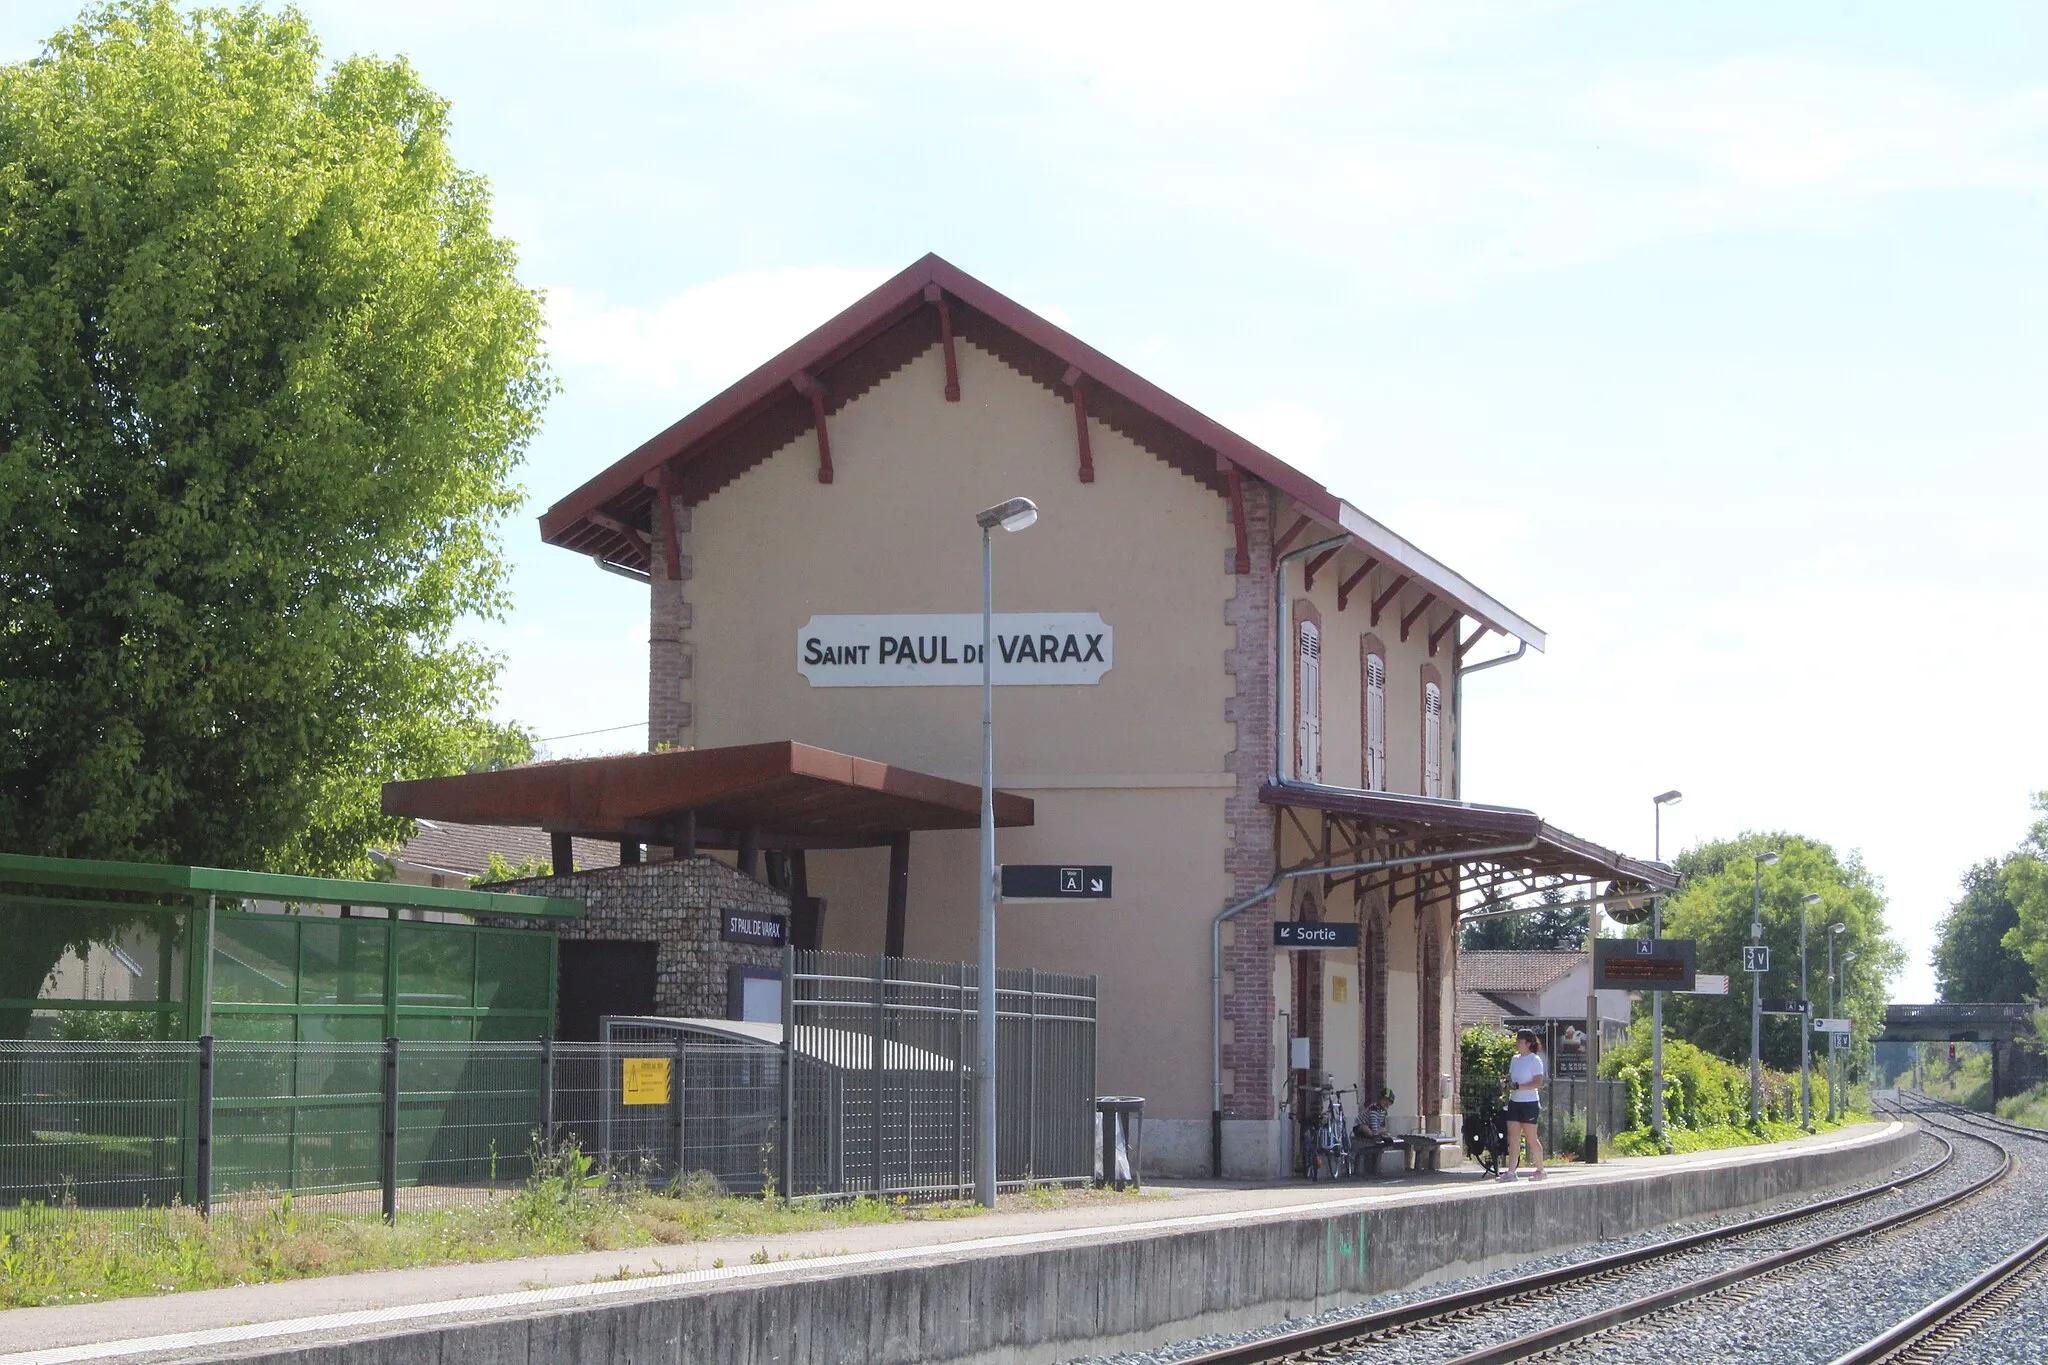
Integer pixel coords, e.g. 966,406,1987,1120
1299,1080,1356,1180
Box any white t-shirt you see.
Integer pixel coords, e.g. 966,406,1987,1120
1509,1052,1545,1102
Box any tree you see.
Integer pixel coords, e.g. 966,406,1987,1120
1999,794,2048,988
1933,859,2037,1003
1657,832,1903,1071
0,2,547,879
1460,885,1588,952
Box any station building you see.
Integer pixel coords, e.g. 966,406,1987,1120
387,255,1673,1178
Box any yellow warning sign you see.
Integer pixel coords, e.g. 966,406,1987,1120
621,1057,671,1106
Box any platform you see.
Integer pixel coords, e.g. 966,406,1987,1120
0,1121,1916,1365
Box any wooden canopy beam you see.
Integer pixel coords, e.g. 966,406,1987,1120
1303,547,1339,591
923,283,960,401
1400,591,1438,642
1270,514,1312,567
1458,623,1495,660
1225,461,1250,574
1428,613,1459,657
1370,574,1410,627
790,371,833,483
1336,557,1379,611
1061,367,1095,483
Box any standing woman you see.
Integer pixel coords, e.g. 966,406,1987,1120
1500,1029,1547,1181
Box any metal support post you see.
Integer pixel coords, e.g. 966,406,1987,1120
538,1036,555,1149
1750,861,1766,1126
671,1034,686,1186
1584,894,1603,1163
381,1036,399,1225
196,1034,214,1218
1800,905,1812,1130
779,941,795,1201
1651,898,1666,1142
1826,938,1837,1123
872,955,887,1194
976,523,998,1207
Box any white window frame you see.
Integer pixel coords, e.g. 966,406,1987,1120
1364,651,1387,791
1296,619,1322,782
1423,678,1443,798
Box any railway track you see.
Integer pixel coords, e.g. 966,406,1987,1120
1822,1096,2048,1365
1168,1098,2021,1365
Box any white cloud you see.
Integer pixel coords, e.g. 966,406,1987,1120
545,266,890,392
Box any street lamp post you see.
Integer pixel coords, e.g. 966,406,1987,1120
1799,892,1820,1130
1838,949,1857,1107
974,496,1038,1209
1826,923,1847,1121
1651,791,1682,1143
1751,850,1779,1126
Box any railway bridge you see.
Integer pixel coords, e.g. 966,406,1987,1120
1880,1002,2047,1100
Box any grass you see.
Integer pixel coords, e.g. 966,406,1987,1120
0,1138,1133,1309
1995,1082,2048,1129
1603,1110,1871,1158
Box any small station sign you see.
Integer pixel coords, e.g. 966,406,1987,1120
1762,998,1809,1016
1742,945,1772,973
1000,864,1112,902
1593,937,1696,991
721,910,789,946
1273,922,1360,949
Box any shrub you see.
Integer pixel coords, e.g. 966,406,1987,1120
1599,1018,1828,1134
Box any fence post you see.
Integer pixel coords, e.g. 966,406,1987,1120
872,955,887,1194
953,960,967,1198
538,1036,554,1151
779,941,795,1202
670,1034,686,1188
1026,968,1039,1182
196,1035,214,1218
381,1036,399,1225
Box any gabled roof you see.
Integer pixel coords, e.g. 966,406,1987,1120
539,253,1544,648
1456,950,1588,995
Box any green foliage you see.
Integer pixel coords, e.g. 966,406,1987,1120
0,1,548,881
1460,886,1587,952
1459,1024,1517,1088
472,853,555,887
1599,1017,1827,1138
1935,856,2038,1002
1998,795,2048,988
1656,832,1902,1071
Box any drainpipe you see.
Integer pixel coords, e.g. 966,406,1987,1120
1209,837,1536,1178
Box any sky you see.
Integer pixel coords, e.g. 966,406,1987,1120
8,1,2046,1001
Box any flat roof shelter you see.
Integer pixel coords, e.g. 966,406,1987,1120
383,740,1034,956
0,852,580,1043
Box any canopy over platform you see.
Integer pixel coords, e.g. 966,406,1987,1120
382,740,1035,851
1259,783,1677,912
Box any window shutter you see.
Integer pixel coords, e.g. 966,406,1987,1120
1365,653,1387,791
1424,680,1443,797
1296,620,1322,781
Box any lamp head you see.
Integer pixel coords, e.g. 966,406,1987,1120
1802,893,1822,906
1654,790,1683,806
976,497,1039,533
1758,850,1780,867
1831,922,1847,935
1843,951,1857,964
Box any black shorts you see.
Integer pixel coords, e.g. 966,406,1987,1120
1505,1100,1541,1124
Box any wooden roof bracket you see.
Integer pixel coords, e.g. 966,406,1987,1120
923,283,960,401
1370,574,1411,627
1428,612,1460,657
1270,514,1312,568
790,371,834,483
1224,459,1250,574
644,462,684,580
1458,622,1496,660
1061,366,1095,483
1303,546,1339,591
1336,556,1379,611
586,509,651,564
1400,591,1438,642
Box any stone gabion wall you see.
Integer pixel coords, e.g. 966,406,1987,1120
488,857,790,1020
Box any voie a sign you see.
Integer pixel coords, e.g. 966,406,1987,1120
797,614,1113,687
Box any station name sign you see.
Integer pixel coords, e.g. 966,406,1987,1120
1593,937,1697,992
721,911,788,946
797,614,1113,687
1274,921,1360,949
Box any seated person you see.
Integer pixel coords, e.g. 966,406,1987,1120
1354,1086,1396,1144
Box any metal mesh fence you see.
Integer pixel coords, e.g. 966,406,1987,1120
0,951,1098,1228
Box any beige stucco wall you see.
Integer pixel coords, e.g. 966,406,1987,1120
679,339,1238,1121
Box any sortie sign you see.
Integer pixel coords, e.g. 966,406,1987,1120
1274,922,1360,949
797,613,1113,687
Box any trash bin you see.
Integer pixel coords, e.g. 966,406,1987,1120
1095,1096,1146,1190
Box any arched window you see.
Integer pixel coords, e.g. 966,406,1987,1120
1294,609,1322,781
1422,670,1444,798
1362,635,1387,791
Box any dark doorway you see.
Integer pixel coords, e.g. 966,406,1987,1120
557,940,658,1041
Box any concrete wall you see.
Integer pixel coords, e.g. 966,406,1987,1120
225,1125,1917,1365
